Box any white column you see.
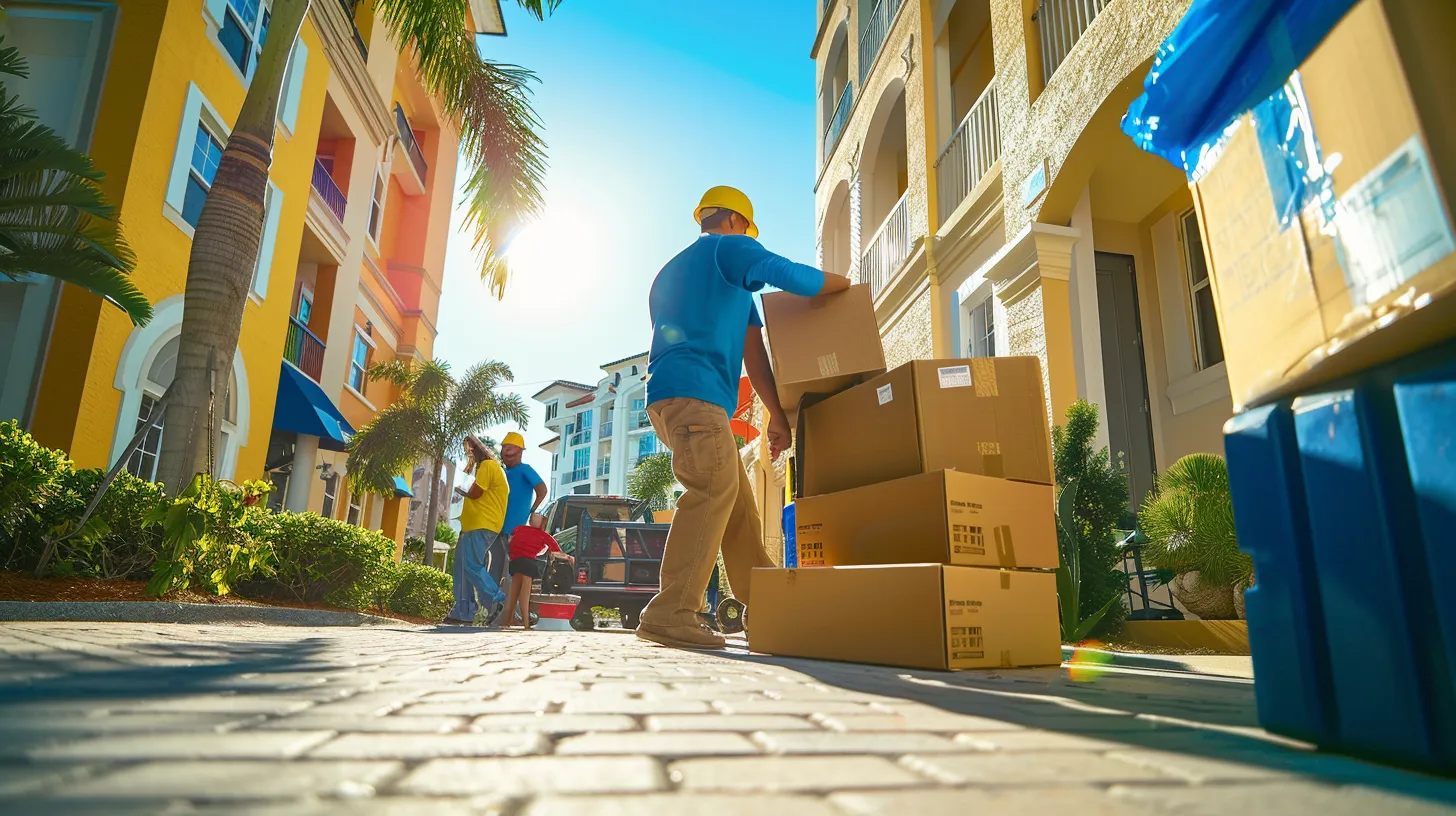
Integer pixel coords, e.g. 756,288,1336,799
1068,186,1110,451
285,434,319,512
815,235,824,270
847,172,864,285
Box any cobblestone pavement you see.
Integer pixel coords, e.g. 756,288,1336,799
0,623,1452,814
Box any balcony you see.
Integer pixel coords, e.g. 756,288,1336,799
392,104,427,194
311,159,347,223
858,0,906,86
936,82,1000,223
599,421,614,439
283,316,326,382
597,457,611,477
863,190,912,300
567,467,590,484
570,428,592,447
823,83,853,167
337,0,368,61
1036,0,1110,85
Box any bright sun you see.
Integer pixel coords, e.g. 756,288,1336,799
505,211,600,289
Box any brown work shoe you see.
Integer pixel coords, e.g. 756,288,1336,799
636,621,727,650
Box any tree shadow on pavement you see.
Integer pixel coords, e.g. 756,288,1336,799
724,649,1456,805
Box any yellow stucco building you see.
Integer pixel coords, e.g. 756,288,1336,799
0,0,507,544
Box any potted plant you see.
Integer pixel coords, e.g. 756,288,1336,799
1138,453,1252,620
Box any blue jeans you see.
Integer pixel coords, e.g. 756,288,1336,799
448,528,505,621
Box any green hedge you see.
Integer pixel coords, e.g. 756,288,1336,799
387,561,453,620
0,421,452,618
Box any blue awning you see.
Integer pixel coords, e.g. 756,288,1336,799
272,363,355,452
1121,0,1359,178
393,475,413,498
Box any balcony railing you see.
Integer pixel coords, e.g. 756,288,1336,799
597,458,611,477
567,467,590,483
393,104,427,182
823,83,853,166
863,190,912,300
936,81,1000,223
570,429,592,447
1036,0,1110,85
599,421,614,439
311,158,347,223
632,410,651,430
858,0,906,86
338,0,368,61
283,316,326,381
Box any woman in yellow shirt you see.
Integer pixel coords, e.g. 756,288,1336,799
444,436,511,626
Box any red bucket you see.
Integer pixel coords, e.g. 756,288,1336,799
530,593,581,631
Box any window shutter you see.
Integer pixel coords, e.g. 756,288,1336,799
253,181,283,297
203,0,228,27
280,38,308,132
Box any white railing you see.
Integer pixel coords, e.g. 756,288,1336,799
823,83,853,166
935,81,1000,223
1036,0,1110,85
858,0,906,86
862,191,912,300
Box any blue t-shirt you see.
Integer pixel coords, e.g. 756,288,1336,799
502,463,544,533
647,234,824,416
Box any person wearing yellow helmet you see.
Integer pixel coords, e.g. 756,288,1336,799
493,429,547,617
636,186,850,650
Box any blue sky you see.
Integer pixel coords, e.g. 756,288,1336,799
432,0,819,483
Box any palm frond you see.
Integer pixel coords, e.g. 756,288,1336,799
513,0,562,20
346,402,436,497
0,41,27,81
627,452,676,512
372,0,549,300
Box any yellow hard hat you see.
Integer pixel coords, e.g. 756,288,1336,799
695,186,758,239
502,432,526,449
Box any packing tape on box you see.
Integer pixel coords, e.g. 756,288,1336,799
995,525,1015,565
982,453,1005,478
1000,571,1011,590
971,359,999,397
1000,649,1013,668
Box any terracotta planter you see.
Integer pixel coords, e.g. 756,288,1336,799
1170,572,1237,620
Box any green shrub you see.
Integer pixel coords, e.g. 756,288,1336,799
258,512,397,610
0,420,77,571
1140,453,1251,589
433,522,458,545
386,561,452,620
402,535,429,564
146,475,276,597
52,469,166,580
1052,400,1130,635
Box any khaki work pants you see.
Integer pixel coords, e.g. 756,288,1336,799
641,397,773,629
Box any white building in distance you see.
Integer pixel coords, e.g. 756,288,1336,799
533,352,668,500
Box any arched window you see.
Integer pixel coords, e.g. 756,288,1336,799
125,337,239,482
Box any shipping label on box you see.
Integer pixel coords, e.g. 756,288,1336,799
762,283,886,419
801,357,1052,497
793,470,1057,569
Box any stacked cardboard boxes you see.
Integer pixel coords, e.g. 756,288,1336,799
750,285,1063,671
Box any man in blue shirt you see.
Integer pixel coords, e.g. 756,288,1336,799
491,431,546,619
638,186,849,650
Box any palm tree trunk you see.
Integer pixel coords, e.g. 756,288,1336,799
424,455,444,571
156,0,311,492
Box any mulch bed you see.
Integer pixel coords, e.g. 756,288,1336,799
0,571,436,626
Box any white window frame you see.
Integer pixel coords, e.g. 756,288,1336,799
1180,208,1223,371
277,38,307,135
966,295,996,359
322,473,338,518
367,169,386,244
125,392,166,483
205,0,272,84
348,327,374,393
164,84,230,238
295,281,314,323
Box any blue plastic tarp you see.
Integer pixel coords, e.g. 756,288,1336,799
1121,0,1359,178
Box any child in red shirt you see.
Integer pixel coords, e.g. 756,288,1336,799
499,514,573,629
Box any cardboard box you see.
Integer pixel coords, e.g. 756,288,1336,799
761,283,886,420
1192,0,1456,410
747,564,1062,671
794,470,1057,569
800,357,1052,497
